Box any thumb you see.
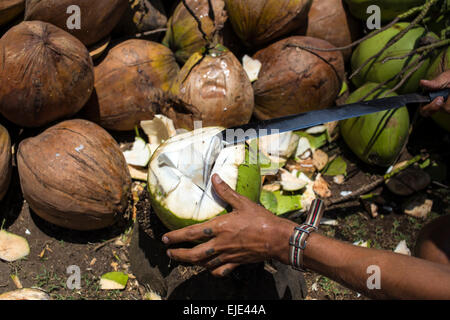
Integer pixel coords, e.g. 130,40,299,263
420,72,450,91
212,174,247,209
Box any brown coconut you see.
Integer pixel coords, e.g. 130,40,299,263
24,0,128,47
0,21,94,128
252,36,345,120
166,46,254,130
224,0,312,47
0,125,12,201
82,39,179,131
17,119,132,231
0,0,25,26
297,0,360,60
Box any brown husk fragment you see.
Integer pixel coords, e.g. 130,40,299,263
0,0,25,26
82,39,179,131
114,0,168,37
166,46,254,130
224,0,312,47
0,125,11,201
17,119,132,231
252,36,345,120
163,0,227,63
296,0,360,60
0,21,94,128
24,0,128,46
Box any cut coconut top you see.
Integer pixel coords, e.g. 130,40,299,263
149,127,246,222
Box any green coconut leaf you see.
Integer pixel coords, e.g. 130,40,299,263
322,156,347,177
260,190,302,216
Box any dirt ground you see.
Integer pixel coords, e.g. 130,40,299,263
0,116,448,300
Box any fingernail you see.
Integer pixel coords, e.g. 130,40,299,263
436,97,444,106
166,250,172,258
213,174,223,183
162,236,170,244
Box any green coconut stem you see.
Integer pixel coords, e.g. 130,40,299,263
349,0,437,81
381,39,450,64
385,57,427,96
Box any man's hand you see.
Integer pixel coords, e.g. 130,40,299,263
420,70,450,116
161,174,298,277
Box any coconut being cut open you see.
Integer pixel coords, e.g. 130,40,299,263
148,127,261,230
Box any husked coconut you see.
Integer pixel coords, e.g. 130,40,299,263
0,125,11,201
0,21,94,128
166,45,254,130
253,36,345,120
17,120,132,231
0,0,24,26
82,39,179,131
224,0,312,46
24,0,128,46
148,127,261,230
163,0,227,63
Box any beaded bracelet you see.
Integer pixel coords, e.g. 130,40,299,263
289,199,325,271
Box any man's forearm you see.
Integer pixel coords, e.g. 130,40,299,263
301,233,450,299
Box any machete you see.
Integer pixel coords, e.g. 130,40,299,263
219,89,450,145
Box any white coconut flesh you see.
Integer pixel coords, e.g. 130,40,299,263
149,127,247,223
123,137,151,167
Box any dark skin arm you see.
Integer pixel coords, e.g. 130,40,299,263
420,70,450,116
163,174,450,300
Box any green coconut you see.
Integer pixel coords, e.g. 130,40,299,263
148,127,261,230
425,46,450,132
224,0,312,47
340,83,410,167
344,0,425,22
163,0,227,63
351,23,439,94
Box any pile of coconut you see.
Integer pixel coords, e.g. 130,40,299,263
0,0,449,298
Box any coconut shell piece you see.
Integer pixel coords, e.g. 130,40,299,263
17,119,132,231
0,125,11,201
0,21,94,128
166,46,254,130
83,39,179,131
386,167,431,197
252,36,345,120
224,0,312,47
24,0,128,46
0,288,50,300
0,0,24,26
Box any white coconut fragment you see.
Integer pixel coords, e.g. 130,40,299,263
305,125,327,135
0,288,50,300
242,55,262,82
280,169,310,192
340,191,352,197
128,165,148,181
295,137,312,160
394,240,411,256
320,218,338,226
100,272,129,290
262,183,281,192
256,131,300,159
140,115,178,153
353,240,369,248
123,137,152,167
333,175,345,185
0,230,30,262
